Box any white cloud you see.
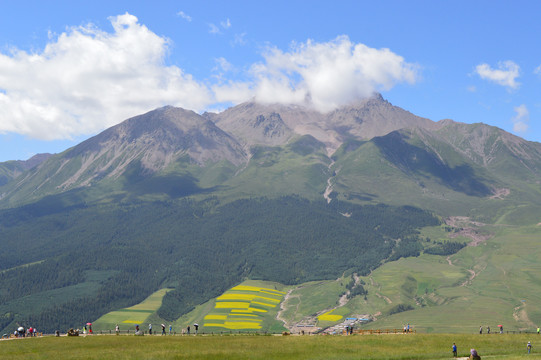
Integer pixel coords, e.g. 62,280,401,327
213,82,252,104
233,32,247,46
0,17,419,141
511,104,529,133
220,19,231,29
208,23,220,34
213,57,234,73
475,61,520,90
0,13,210,140
230,36,419,112
209,19,231,34
177,11,192,22
535,64,541,76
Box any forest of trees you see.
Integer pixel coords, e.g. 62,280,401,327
0,195,440,333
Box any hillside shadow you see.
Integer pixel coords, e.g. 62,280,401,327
374,132,492,197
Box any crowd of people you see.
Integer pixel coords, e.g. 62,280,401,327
128,323,200,336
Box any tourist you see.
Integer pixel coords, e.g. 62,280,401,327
487,326,490,334
169,324,172,335
161,324,166,335
469,348,481,360
135,324,144,336
527,341,532,354
452,343,457,357
479,325,482,334
115,324,119,335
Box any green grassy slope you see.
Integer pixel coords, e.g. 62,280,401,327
326,224,541,333
162,224,541,335
330,130,541,224
93,288,173,332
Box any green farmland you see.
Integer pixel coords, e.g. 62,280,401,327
93,289,172,331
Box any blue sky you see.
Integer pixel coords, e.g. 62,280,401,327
0,0,540,161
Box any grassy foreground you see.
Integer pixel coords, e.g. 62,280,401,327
1,333,540,359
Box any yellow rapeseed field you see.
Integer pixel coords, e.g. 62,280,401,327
318,310,343,322
203,285,285,330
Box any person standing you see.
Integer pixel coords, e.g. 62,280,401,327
148,323,152,335
537,326,540,335
479,325,482,334
187,325,190,334
452,343,457,357
169,324,172,335
161,324,166,335
487,326,490,334
527,341,532,354
115,324,119,335
194,323,199,335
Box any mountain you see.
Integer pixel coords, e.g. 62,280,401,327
0,153,51,186
1,94,541,334
0,106,247,206
205,94,435,155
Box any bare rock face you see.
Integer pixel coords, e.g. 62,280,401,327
58,106,248,187
208,94,435,155
204,103,294,148
325,94,436,142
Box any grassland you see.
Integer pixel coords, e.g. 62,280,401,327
82,223,541,337
2,333,540,359
357,224,541,333
93,289,172,331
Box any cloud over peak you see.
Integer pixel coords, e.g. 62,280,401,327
218,36,419,112
0,15,419,140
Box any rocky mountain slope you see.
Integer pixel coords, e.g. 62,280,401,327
4,93,540,215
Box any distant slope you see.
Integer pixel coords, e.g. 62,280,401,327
329,124,541,222
171,224,541,334
0,153,51,186
0,107,247,207
0,196,438,333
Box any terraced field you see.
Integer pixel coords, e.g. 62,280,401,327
203,283,286,330
93,289,172,331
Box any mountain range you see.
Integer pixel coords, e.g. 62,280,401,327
1,94,540,333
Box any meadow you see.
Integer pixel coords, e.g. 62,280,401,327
1,333,540,359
